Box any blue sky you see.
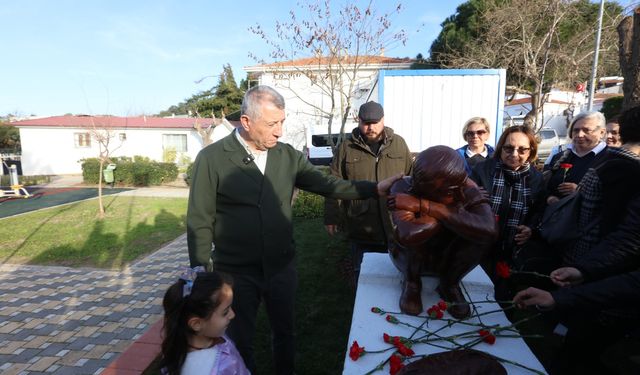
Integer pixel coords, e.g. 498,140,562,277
1,1,635,117
0,0,463,117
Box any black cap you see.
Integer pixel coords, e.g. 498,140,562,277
358,101,384,123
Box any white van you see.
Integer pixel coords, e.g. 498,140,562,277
303,133,352,166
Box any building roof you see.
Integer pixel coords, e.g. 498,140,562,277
10,115,240,129
245,55,413,72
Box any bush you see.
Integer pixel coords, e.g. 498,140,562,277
184,162,194,186
80,156,178,186
162,147,177,163
293,190,325,218
0,174,51,186
600,96,624,120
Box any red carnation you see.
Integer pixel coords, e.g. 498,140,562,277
496,261,511,279
386,315,399,324
478,329,497,345
427,305,444,319
371,306,382,314
349,340,365,361
437,300,448,311
389,354,405,375
396,342,415,357
560,163,573,182
383,333,391,343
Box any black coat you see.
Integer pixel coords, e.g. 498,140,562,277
552,193,640,312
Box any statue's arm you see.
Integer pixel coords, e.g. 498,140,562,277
419,184,497,244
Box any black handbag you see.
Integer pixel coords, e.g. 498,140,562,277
539,192,587,245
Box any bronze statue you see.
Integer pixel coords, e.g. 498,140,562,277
388,146,498,318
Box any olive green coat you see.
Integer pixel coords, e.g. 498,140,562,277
187,132,377,276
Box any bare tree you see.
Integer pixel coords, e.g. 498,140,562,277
618,6,640,110
436,0,623,131
87,117,125,218
249,0,408,149
193,111,234,147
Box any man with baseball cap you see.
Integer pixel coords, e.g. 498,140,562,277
325,101,412,286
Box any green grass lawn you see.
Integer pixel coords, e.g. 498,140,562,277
0,195,187,268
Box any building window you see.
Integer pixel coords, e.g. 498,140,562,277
119,133,127,141
74,132,91,147
162,134,187,152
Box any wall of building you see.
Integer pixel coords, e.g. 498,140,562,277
19,127,207,175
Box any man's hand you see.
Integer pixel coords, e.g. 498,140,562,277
388,193,420,213
546,195,560,205
514,225,532,245
550,267,584,287
557,182,577,196
325,224,338,236
377,173,404,197
513,287,556,310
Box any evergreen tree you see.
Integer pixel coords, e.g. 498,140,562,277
158,64,245,120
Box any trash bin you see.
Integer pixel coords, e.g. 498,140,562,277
103,164,117,185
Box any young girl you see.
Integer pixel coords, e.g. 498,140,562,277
161,267,250,375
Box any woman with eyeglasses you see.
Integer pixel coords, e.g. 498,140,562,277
470,126,547,299
456,117,495,175
544,111,608,204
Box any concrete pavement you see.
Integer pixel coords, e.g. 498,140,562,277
0,178,190,374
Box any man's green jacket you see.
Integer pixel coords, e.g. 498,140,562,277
187,132,377,276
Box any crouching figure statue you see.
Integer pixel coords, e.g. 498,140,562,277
388,146,498,319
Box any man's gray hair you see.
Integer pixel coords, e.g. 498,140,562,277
241,85,285,119
568,110,606,138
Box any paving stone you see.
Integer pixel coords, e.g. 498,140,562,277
0,232,189,373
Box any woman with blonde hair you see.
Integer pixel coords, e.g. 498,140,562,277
456,117,495,175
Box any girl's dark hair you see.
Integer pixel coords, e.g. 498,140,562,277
619,105,640,144
494,125,538,163
160,271,232,375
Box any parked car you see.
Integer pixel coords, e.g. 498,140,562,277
537,128,561,160
303,133,352,166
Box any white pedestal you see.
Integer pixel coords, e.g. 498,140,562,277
342,253,547,374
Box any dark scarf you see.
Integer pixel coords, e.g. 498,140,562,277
490,161,531,249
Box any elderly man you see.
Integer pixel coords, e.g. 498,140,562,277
545,111,608,204
187,85,399,374
324,101,412,284
388,146,498,318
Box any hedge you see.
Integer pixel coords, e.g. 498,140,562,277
81,156,178,186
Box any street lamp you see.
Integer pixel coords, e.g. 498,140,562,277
587,0,606,111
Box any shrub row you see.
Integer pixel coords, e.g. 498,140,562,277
0,174,51,186
81,156,178,186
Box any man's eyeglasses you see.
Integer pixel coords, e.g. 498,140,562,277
465,130,488,137
571,127,599,135
502,145,531,155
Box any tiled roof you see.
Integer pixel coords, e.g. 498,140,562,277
9,115,233,129
246,55,413,70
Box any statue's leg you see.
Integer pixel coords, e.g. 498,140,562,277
389,243,424,315
437,240,490,319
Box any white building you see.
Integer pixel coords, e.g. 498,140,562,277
12,115,237,175
503,89,587,137
244,55,413,150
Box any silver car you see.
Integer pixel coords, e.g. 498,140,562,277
537,128,561,160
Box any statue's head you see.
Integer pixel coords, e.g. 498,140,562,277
411,146,467,204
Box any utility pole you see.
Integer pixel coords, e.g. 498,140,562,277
587,0,606,111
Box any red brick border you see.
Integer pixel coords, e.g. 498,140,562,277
101,320,163,374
